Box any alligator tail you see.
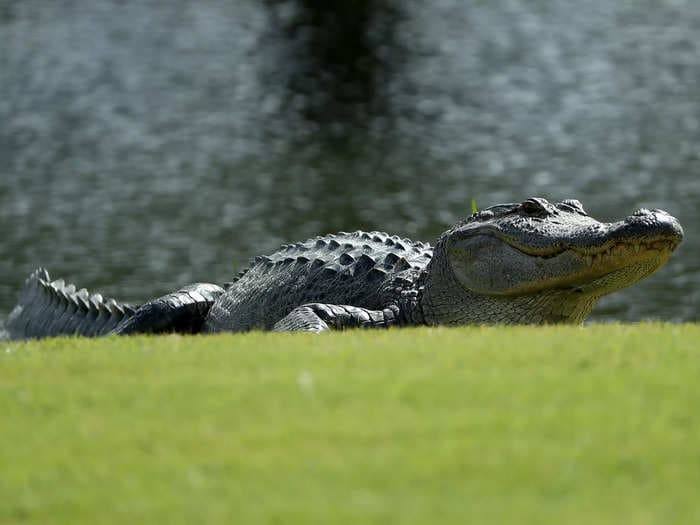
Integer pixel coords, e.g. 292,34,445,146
3,268,137,341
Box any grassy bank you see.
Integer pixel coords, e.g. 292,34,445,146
1,324,699,524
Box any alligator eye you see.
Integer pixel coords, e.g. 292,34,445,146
520,198,547,216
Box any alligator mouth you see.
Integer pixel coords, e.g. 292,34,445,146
506,236,681,261
568,238,680,268
513,237,680,295
485,234,680,296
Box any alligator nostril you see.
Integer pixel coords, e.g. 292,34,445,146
632,208,652,216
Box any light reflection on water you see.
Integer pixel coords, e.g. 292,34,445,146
0,1,697,323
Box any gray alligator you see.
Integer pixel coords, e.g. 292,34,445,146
2,197,683,340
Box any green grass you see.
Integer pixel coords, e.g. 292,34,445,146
1,324,699,524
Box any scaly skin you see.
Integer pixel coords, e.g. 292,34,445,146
3,268,138,339
2,197,683,339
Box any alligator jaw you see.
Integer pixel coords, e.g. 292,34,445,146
544,239,679,296
574,238,680,270
507,231,682,259
446,203,683,298
505,209,683,295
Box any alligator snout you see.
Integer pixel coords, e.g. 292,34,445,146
617,208,684,248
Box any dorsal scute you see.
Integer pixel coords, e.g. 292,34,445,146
7,268,136,339
234,230,433,284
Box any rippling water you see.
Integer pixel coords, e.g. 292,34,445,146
0,1,698,323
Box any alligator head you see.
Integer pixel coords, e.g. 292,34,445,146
423,197,683,324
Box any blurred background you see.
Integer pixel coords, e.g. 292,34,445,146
0,0,698,322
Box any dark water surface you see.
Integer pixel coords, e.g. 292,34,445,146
1,1,698,322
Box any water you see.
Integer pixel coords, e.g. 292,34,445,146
1,0,698,323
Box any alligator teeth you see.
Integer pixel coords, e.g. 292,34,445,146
585,255,593,267
634,244,641,254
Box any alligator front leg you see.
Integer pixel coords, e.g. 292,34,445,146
113,283,225,335
273,303,400,333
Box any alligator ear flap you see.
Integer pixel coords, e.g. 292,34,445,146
562,199,587,215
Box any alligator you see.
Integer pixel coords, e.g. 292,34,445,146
1,197,683,340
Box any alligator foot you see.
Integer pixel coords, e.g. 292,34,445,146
113,283,225,335
273,303,399,332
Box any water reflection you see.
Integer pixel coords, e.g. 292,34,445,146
0,1,697,322
263,0,402,137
